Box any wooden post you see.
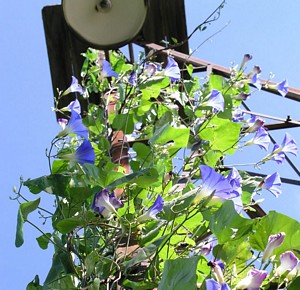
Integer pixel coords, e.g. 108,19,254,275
106,93,130,197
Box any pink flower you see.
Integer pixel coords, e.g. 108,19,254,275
262,232,285,262
275,251,299,277
236,268,267,290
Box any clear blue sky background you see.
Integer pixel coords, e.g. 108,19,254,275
1,1,299,288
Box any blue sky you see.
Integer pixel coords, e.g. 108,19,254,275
1,1,299,288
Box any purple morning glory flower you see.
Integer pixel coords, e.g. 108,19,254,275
57,110,88,139
236,268,267,290
199,241,214,256
266,133,298,164
164,57,181,82
63,76,84,96
193,165,238,205
239,53,253,70
128,71,137,86
245,127,270,151
137,195,164,222
276,79,288,97
60,139,95,165
143,63,157,76
262,232,286,262
232,107,245,122
246,115,265,133
68,99,81,114
269,148,286,164
253,65,262,74
226,168,242,193
91,189,124,218
203,90,224,112
275,251,299,277
208,260,226,285
287,261,300,281
276,133,298,156
259,172,282,197
206,279,230,290
101,60,118,78
226,168,243,213
251,73,262,90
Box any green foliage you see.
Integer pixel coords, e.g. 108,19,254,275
158,256,200,290
15,198,40,247
199,116,241,155
13,46,299,290
250,211,300,255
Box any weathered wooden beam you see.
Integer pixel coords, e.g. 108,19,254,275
140,42,300,103
42,5,90,117
142,0,189,55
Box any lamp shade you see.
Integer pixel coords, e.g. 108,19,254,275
62,0,148,49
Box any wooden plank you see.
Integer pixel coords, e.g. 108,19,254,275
142,0,189,55
141,42,300,103
42,5,92,118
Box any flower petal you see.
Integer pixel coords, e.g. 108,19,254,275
74,139,95,165
68,99,81,114
262,232,285,262
260,172,282,197
63,76,84,95
281,133,298,156
137,195,164,222
164,57,180,81
277,79,288,97
102,60,118,78
275,251,299,276
245,127,270,151
236,268,267,289
91,189,123,218
204,90,224,112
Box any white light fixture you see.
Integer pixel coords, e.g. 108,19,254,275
62,0,148,49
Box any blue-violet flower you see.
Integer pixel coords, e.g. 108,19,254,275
137,195,164,222
57,109,88,139
259,172,282,197
246,115,265,133
206,279,230,290
258,172,282,197
60,139,95,165
62,76,84,96
202,90,224,112
245,127,270,151
251,73,262,90
193,165,240,206
91,189,123,218
100,60,118,78
164,57,181,82
68,99,81,114
275,80,289,97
